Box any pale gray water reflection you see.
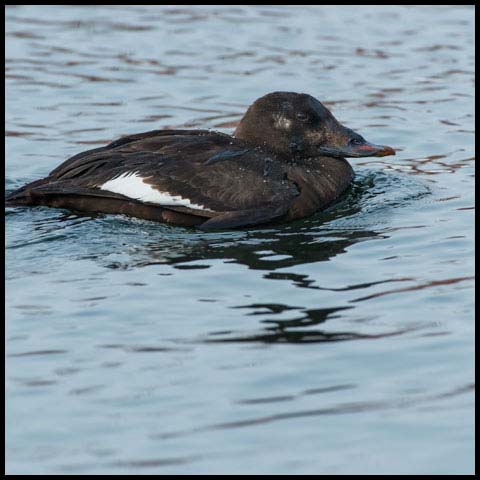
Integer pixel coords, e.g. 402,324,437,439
5,5,474,475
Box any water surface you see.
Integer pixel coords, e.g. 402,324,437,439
5,5,474,475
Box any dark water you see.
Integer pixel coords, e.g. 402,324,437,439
5,5,474,475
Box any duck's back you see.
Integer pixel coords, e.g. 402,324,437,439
6,129,300,229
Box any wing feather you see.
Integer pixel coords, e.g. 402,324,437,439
43,131,298,214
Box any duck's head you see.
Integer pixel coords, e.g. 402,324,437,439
234,91,395,160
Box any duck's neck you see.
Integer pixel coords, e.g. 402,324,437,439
285,156,354,219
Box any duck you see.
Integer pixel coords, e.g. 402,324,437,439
5,91,395,230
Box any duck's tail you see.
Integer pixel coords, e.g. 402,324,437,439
5,178,52,206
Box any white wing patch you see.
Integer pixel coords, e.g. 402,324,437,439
98,172,215,212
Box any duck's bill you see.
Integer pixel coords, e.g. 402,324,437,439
318,142,396,158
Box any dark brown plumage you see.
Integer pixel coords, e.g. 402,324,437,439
5,92,395,230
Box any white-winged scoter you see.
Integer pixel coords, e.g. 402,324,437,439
6,92,395,229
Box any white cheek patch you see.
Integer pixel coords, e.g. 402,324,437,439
272,114,292,130
98,172,215,212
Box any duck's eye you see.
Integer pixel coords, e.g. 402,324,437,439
350,137,364,145
296,112,309,122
